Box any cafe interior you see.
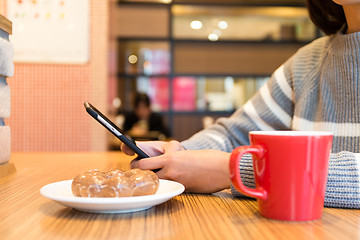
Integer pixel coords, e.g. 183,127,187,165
1,0,359,239
1,0,319,152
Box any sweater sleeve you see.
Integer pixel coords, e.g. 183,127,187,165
231,151,360,209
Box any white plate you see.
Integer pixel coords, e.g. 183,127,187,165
40,179,185,213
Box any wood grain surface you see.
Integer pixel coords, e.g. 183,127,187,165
0,152,359,240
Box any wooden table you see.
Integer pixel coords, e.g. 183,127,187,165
1,152,359,240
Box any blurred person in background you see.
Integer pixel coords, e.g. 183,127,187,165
123,92,169,140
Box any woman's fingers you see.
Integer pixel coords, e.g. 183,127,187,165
120,141,166,156
130,155,166,172
121,140,184,158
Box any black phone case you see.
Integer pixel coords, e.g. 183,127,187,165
84,102,149,159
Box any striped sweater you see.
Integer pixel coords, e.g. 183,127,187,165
181,30,360,208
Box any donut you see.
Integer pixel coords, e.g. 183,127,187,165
71,168,159,197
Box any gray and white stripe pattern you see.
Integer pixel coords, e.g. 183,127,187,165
182,31,360,208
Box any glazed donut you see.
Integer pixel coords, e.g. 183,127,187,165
71,168,159,197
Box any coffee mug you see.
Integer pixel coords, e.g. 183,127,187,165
229,131,333,221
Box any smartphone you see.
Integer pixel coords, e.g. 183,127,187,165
84,101,149,159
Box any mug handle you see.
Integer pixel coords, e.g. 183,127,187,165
229,145,267,201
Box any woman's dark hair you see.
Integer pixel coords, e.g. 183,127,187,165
306,0,346,35
133,92,150,108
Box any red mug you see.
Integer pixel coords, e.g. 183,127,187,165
229,131,333,221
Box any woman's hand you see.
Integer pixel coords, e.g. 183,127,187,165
122,141,231,193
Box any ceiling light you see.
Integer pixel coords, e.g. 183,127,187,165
208,33,219,41
218,21,228,29
190,20,202,30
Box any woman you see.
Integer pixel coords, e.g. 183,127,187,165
122,0,360,208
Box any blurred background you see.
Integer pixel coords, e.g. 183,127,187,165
0,0,320,152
